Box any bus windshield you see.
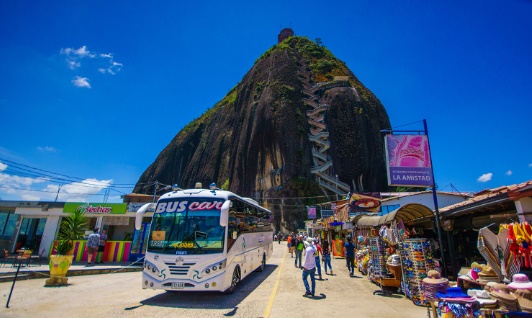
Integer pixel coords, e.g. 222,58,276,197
148,198,226,255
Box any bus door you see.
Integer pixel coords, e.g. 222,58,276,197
129,222,151,261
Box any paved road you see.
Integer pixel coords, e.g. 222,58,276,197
1,243,429,318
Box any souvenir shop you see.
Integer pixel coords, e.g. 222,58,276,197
400,221,532,318
354,204,438,296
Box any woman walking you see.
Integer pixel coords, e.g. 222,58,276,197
322,240,333,275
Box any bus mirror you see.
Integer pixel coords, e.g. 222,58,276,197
135,203,153,230
220,200,231,227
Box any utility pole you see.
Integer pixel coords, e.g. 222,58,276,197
103,189,110,203
424,119,447,278
54,184,63,202
152,180,158,203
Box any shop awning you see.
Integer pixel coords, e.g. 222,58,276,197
383,203,434,224
356,216,382,226
355,203,434,226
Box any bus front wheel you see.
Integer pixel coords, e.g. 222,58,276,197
225,266,240,294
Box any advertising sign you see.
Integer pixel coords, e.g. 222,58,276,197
385,134,433,187
307,206,316,219
321,209,334,218
349,192,381,213
128,202,156,213
63,202,127,214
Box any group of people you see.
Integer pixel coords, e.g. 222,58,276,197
286,233,356,298
85,228,107,267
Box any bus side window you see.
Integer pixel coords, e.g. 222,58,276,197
227,210,237,249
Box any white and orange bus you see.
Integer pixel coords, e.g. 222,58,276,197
134,184,273,293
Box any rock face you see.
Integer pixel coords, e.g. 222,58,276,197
134,36,391,231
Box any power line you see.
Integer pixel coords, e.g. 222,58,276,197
0,157,149,187
0,186,110,196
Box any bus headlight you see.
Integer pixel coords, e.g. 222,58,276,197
144,260,161,277
201,259,226,277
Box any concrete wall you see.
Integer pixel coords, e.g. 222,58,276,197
380,193,467,214
516,196,532,222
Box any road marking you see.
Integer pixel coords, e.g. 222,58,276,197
262,248,286,318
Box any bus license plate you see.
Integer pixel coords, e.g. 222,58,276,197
171,282,185,289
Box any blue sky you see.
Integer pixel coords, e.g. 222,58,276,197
0,0,531,203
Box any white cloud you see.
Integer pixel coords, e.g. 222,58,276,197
529,163,532,168
61,45,96,59
0,173,48,187
0,162,6,171
67,60,81,70
477,173,493,182
0,173,114,202
45,178,113,202
506,170,512,176
37,146,57,152
60,46,122,77
71,76,91,88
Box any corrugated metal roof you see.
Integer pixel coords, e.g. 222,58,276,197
439,179,532,218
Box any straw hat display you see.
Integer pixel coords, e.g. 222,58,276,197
477,265,500,283
467,289,498,307
508,273,532,291
489,283,518,312
514,289,532,313
422,270,449,301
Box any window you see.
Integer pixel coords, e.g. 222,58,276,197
0,209,17,240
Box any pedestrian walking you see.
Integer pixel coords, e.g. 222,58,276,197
314,239,323,280
290,234,296,256
96,229,107,264
278,232,281,244
322,240,333,275
287,234,292,257
302,237,317,297
85,228,100,267
344,235,356,276
294,235,305,268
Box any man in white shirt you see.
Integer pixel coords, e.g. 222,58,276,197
302,237,317,297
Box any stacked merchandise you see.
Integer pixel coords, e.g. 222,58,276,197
399,238,435,304
435,287,480,317
422,270,449,301
368,237,388,280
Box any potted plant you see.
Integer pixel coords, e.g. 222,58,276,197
45,208,88,286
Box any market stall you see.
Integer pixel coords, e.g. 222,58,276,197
354,203,439,304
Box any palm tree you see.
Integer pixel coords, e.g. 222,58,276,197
55,209,89,255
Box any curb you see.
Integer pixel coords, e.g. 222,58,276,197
0,266,143,283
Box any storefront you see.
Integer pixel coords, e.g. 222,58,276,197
48,202,156,262
9,201,155,262
354,203,438,304
438,180,532,278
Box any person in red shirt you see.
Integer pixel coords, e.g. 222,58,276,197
287,234,293,257
314,238,323,280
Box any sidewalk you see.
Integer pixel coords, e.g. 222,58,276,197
0,260,143,283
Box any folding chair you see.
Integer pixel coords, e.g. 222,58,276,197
1,249,16,267
13,249,32,267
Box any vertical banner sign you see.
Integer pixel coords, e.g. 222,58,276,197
307,206,316,219
384,134,433,187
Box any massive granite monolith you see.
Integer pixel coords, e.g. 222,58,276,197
134,35,391,232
